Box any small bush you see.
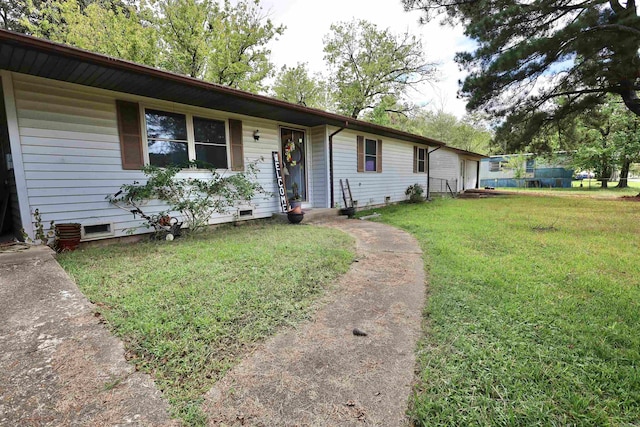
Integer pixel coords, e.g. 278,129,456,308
405,183,425,203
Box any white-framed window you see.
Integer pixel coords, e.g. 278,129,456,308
526,159,535,173
144,108,228,169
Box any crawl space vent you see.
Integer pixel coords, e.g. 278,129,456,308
83,224,111,236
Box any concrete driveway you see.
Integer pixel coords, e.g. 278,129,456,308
0,244,176,426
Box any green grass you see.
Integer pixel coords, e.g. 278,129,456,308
494,180,640,198
366,197,640,426
58,223,354,425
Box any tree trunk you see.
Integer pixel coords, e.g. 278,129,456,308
619,80,640,117
617,158,631,188
601,179,608,188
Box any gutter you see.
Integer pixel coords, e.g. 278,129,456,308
426,146,442,200
329,126,346,208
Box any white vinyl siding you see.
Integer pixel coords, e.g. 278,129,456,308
331,129,427,208
430,149,459,193
310,125,328,208
10,72,283,240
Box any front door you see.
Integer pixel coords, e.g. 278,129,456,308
280,127,307,202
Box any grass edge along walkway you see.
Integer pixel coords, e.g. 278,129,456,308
364,196,640,426
57,223,355,426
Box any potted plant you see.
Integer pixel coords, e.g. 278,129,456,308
287,183,304,223
288,182,303,214
55,222,82,251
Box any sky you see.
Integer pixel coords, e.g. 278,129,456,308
260,0,471,118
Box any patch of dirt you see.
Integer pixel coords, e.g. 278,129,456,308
620,194,640,202
203,219,426,426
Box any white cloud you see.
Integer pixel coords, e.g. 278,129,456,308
261,0,471,118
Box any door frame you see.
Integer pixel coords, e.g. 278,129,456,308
279,125,309,203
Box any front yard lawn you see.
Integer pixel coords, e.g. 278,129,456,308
58,222,354,425
370,196,640,426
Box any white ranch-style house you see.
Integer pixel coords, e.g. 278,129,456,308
0,30,484,243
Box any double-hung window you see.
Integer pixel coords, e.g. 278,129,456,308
357,135,382,173
144,109,229,169
115,101,243,171
145,109,189,168
489,160,502,172
194,116,228,169
414,147,427,173
365,139,378,172
526,159,535,173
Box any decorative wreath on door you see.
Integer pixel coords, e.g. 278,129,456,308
284,139,301,167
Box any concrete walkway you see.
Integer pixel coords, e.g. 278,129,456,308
0,245,176,426
204,219,426,426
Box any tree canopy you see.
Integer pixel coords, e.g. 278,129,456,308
15,0,283,92
402,110,493,154
323,19,437,119
569,99,640,187
271,63,329,110
24,0,160,67
404,0,640,147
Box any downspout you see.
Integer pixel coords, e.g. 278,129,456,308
426,146,442,200
329,125,346,208
476,160,480,189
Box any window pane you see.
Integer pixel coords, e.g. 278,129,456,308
365,155,376,172
418,160,425,173
194,117,226,145
148,140,188,167
365,139,377,156
195,144,227,169
145,110,187,140
526,159,535,173
418,148,425,161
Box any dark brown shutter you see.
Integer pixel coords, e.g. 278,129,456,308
229,119,244,171
376,139,382,173
413,146,418,173
357,135,364,172
115,100,143,170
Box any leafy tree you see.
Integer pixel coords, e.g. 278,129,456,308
503,154,527,186
393,109,493,154
204,0,284,92
156,0,212,78
609,104,640,187
21,0,160,66
404,0,640,144
271,63,330,109
323,19,437,119
157,0,284,92
570,101,621,188
17,0,283,92
362,95,412,127
2,0,38,32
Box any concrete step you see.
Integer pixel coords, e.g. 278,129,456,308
272,208,346,225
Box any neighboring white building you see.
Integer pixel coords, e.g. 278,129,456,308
0,30,484,242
